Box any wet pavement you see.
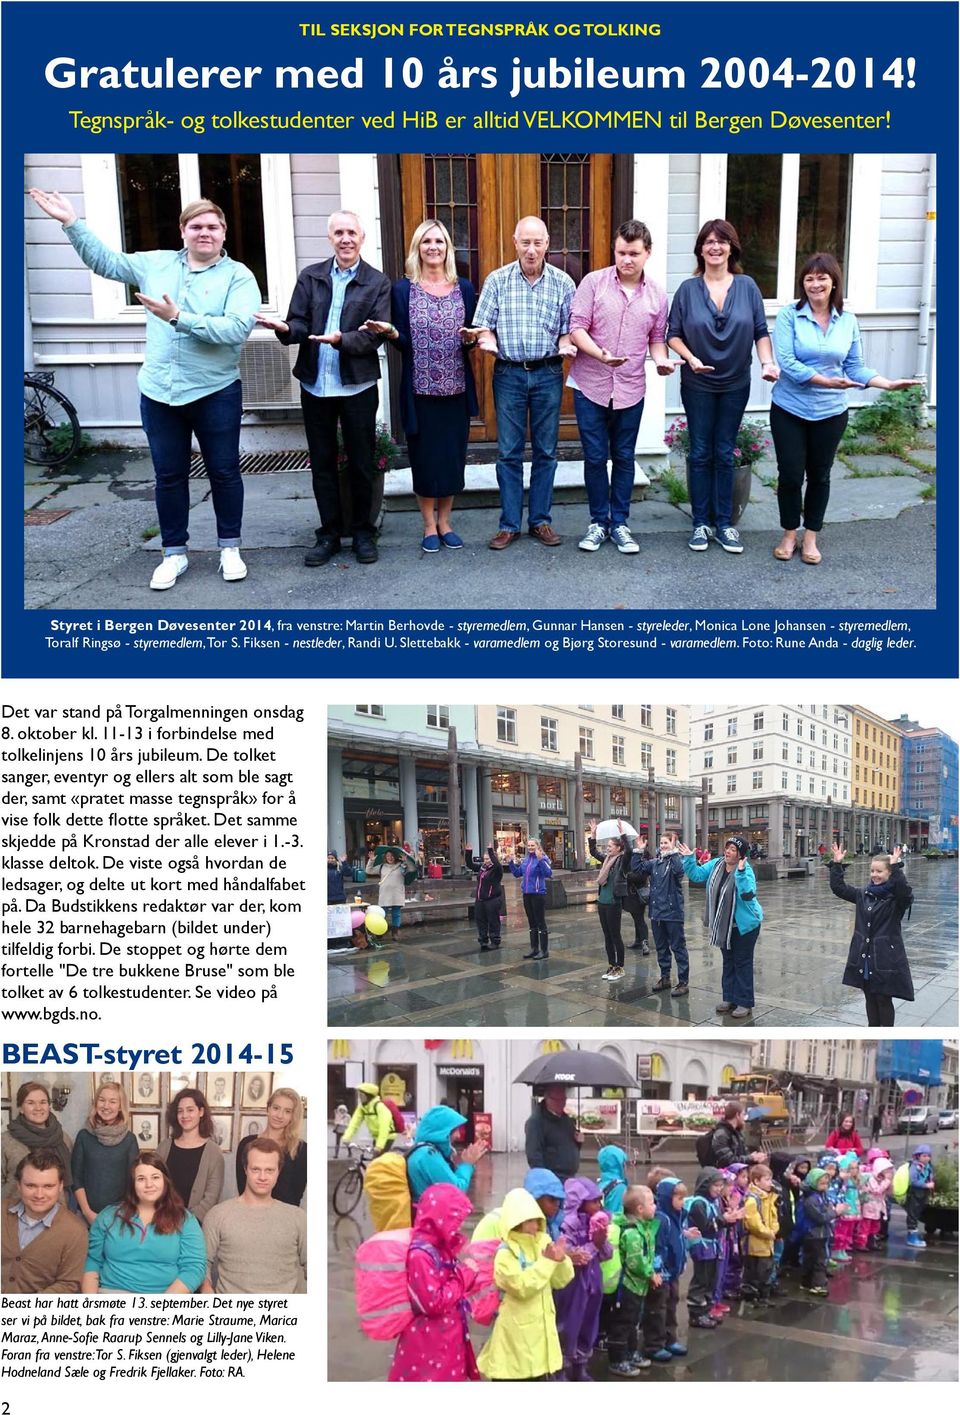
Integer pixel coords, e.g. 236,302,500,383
327,858,958,1030
327,1149,959,1382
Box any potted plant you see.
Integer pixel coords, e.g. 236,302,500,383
664,416,770,527
922,1154,958,1240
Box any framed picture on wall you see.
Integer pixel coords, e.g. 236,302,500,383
0,1073,8,1102
131,1072,161,1108
205,1073,235,1109
240,1113,265,1141
242,1073,271,1107
169,1071,198,1096
134,1113,160,1148
93,1072,130,1098
1,1106,9,1134
211,1114,234,1153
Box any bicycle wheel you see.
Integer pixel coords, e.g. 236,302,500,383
332,1165,365,1216
24,374,82,466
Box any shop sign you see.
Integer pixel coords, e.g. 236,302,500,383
436,1065,483,1078
474,1112,493,1147
636,1098,726,1135
564,1098,621,1133
379,1071,410,1102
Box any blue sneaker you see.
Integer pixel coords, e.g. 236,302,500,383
668,1342,688,1357
421,534,441,553
651,1348,673,1362
687,524,711,551
439,530,464,549
716,526,744,554
906,1232,927,1249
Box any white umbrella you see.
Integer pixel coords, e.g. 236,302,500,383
594,818,639,842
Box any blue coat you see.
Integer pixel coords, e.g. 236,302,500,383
390,277,479,439
508,855,552,895
653,1178,686,1280
406,1105,474,1202
633,852,685,921
681,855,763,933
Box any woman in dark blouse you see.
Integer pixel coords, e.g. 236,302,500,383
235,1087,307,1206
364,219,478,552
667,219,779,555
157,1088,224,1222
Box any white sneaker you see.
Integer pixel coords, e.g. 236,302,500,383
611,525,639,554
219,547,247,581
602,966,617,980
150,554,188,591
578,523,608,551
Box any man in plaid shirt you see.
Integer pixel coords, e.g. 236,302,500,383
466,218,576,548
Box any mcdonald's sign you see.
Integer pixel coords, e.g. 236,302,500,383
452,1039,474,1059
330,1040,351,1060
542,1040,564,1053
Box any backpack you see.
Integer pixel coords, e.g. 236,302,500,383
695,1126,717,1167
891,1162,911,1204
355,1230,499,1339
362,1141,442,1233
380,1097,406,1137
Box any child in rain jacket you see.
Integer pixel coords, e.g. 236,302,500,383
553,1176,613,1380
832,1152,862,1261
476,1187,574,1381
741,1164,780,1303
388,1183,480,1382
800,1168,839,1295
685,1167,725,1326
860,1155,893,1250
472,1167,565,1241
643,1177,691,1362
713,1169,745,1315
608,1185,660,1376
598,1144,628,1215
904,1143,936,1248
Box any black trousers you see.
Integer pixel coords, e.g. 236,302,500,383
598,901,624,967
622,893,648,943
475,896,502,945
608,1288,644,1364
802,1236,829,1288
864,991,896,1026
904,1187,927,1232
523,893,548,952
770,402,848,533
743,1254,774,1297
642,1277,678,1354
300,384,379,537
687,1257,717,1311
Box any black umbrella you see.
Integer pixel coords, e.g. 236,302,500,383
514,1048,638,1091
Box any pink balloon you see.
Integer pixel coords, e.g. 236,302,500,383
350,910,365,930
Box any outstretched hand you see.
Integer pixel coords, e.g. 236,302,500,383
676,841,694,857
29,188,77,225
831,842,845,863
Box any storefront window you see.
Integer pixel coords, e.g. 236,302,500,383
342,754,401,802
538,775,566,811
490,771,525,809
376,1065,418,1114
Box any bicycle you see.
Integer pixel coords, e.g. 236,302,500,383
332,1143,374,1216
24,370,82,466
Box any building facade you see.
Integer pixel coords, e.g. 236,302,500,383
328,1036,755,1152
891,716,960,851
26,151,936,462
752,1038,879,1123
849,705,902,815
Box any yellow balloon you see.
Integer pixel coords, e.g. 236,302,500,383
365,913,389,935
366,904,386,919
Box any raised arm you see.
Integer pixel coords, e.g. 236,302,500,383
30,188,146,286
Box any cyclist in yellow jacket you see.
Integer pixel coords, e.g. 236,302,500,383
341,1084,397,1155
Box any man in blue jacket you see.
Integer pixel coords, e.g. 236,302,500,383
632,833,689,996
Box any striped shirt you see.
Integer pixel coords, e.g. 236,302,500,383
473,259,575,363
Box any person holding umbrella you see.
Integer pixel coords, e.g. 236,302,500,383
677,836,763,1019
365,845,416,942
524,1086,583,1182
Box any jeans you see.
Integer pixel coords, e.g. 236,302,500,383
141,381,243,553
573,389,645,527
386,905,402,929
680,379,751,529
598,901,624,967
652,918,689,983
492,361,563,531
523,893,548,952
300,384,379,537
720,925,760,1008
770,402,848,531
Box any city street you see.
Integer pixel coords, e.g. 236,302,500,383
327,1145,959,1382
327,859,958,1029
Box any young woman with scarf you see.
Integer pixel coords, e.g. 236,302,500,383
829,842,914,1025
1,1082,73,1201
678,836,763,1018
72,1082,140,1225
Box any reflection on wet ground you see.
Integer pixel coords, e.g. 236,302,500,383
328,860,958,1029
328,1151,959,1382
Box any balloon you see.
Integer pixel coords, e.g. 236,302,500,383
365,913,389,935
350,910,365,930
366,904,386,919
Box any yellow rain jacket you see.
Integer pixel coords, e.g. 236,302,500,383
743,1184,780,1257
476,1188,574,1381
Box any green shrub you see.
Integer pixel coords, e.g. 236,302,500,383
846,385,926,444
928,1155,958,1208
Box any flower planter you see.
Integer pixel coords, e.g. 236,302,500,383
921,1203,958,1239
685,458,753,527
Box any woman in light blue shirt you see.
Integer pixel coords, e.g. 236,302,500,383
81,1151,206,1294
770,252,922,565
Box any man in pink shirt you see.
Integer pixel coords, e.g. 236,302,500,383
568,220,676,553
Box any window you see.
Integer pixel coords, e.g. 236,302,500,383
785,1040,797,1071
753,742,763,761
612,734,626,766
727,747,738,766
727,718,738,738
541,716,558,752
666,709,678,736
704,750,714,769
781,742,789,762
809,750,816,768
781,771,788,790
641,705,652,727
752,770,763,790
703,722,714,742
796,775,802,792
666,749,677,776
753,711,764,731
825,1040,837,1077
724,154,851,301
497,707,517,744
355,704,384,717
796,746,803,765
810,724,817,742
579,726,594,760
490,770,525,808
782,712,790,732
796,721,804,737
727,775,737,794
842,1041,855,1079
640,742,653,768
755,1040,771,1067
611,704,624,720
426,705,449,729
538,776,565,811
